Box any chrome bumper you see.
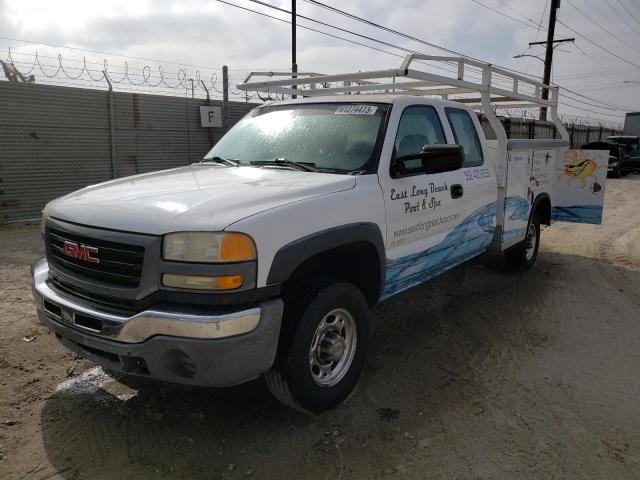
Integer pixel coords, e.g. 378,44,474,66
32,258,266,343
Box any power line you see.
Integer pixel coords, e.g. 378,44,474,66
526,0,549,74
604,0,640,39
565,0,640,55
6,0,627,121
256,0,633,114
581,0,638,39
555,67,639,79
466,0,547,30
495,0,544,25
556,70,637,82
246,0,456,63
245,0,475,80
299,0,557,87
560,99,625,118
619,0,640,21
561,84,640,111
556,19,640,69
561,92,627,111
301,0,485,59
215,0,408,59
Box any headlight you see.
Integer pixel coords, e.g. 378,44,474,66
163,232,256,263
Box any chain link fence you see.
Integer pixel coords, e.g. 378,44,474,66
478,114,622,144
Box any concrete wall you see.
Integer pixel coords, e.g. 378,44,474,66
0,82,256,221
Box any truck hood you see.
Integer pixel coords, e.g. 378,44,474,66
47,165,356,235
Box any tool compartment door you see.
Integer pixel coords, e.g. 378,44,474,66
552,149,608,225
502,149,532,248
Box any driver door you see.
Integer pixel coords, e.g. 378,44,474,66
379,104,465,299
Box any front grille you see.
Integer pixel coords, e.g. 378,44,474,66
47,227,145,288
49,276,138,313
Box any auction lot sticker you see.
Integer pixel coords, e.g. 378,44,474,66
334,105,378,115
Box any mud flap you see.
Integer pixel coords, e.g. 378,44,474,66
552,149,608,225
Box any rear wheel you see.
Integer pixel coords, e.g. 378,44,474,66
505,214,540,271
265,281,370,413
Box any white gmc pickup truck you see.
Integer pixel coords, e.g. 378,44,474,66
31,56,608,413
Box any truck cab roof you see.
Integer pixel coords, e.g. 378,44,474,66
257,94,476,112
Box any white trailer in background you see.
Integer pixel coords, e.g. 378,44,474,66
624,112,640,136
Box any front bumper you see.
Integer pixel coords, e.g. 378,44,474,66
32,259,283,387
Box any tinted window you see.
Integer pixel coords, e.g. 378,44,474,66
394,106,446,159
446,108,484,167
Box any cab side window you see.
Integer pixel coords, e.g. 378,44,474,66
394,106,446,159
445,108,484,167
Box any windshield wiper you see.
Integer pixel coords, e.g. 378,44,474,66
201,156,240,167
250,158,318,172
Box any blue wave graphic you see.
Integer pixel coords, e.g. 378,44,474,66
503,227,526,244
382,201,497,300
552,205,603,224
502,195,530,244
505,195,530,222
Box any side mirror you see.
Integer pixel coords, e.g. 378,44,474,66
390,145,464,179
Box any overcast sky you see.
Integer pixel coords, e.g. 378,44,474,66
2,0,640,124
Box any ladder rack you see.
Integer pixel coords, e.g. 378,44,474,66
237,54,569,144
238,54,558,108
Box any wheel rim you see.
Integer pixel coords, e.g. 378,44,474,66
309,308,357,387
525,222,537,261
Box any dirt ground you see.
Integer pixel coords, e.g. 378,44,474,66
1,177,639,480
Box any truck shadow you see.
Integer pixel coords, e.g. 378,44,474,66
38,252,640,479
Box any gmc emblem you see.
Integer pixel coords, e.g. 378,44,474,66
63,240,99,264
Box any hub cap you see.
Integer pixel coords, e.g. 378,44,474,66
525,222,537,261
309,308,357,387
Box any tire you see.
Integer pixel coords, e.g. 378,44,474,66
615,163,623,178
265,281,370,414
505,214,540,271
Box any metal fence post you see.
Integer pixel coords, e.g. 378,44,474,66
570,123,574,148
222,66,229,131
504,116,511,139
528,119,535,139
104,71,117,179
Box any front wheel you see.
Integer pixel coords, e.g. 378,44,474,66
265,282,370,413
505,214,540,271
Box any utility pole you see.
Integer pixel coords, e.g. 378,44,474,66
292,0,298,98
540,0,559,121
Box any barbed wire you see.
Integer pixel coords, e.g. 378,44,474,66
1,48,261,100
0,47,625,127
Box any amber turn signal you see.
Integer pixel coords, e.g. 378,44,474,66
162,274,244,290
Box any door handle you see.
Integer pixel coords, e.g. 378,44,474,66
451,184,464,199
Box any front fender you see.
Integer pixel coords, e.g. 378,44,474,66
267,222,386,299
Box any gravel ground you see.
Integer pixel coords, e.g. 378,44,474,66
0,177,639,480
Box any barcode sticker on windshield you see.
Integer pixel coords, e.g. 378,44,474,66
334,105,378,115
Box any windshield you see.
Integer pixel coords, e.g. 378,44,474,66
204,103,389,173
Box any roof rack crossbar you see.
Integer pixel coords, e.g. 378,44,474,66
237,55,557,111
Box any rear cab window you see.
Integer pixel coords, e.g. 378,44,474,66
445,108,484,167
